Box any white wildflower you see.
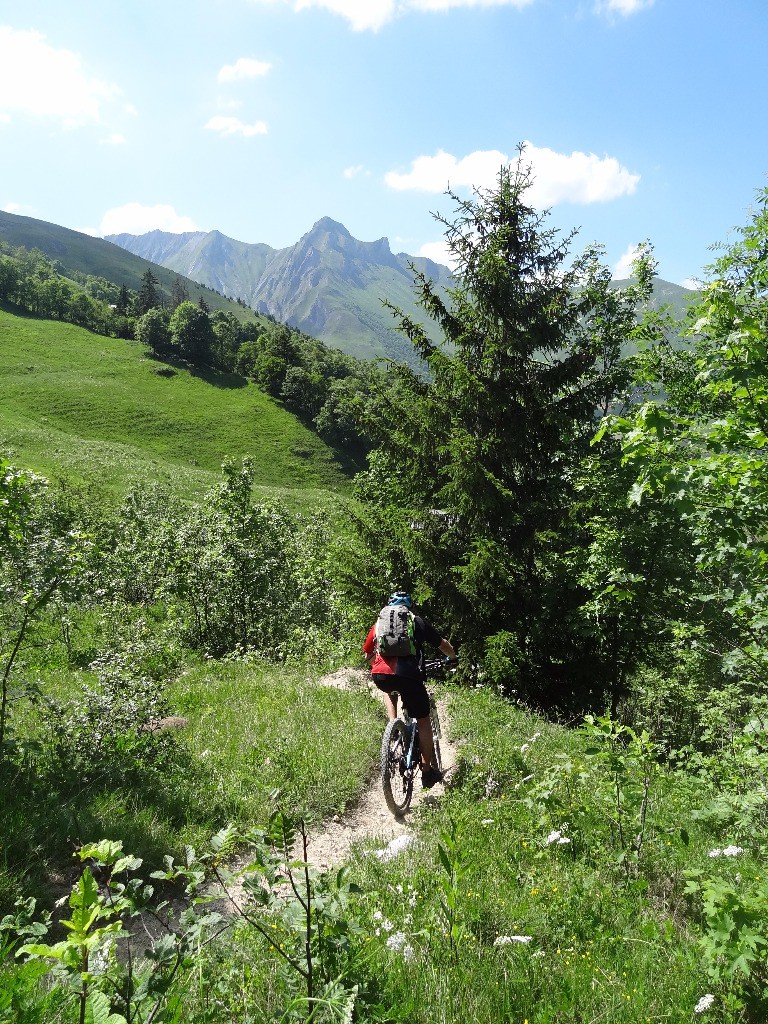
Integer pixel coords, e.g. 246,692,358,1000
494,935,533,945
531,732,541,741
521,774,534,783
396,884,403,893
545,830,563,845
520,743,530,754
722,845,744,857
386,931,415,961
374,834,415,862
89,941,113,976
694,993,715,1014
708,849,722,858
531,950,546,958
557,837,572,845
381,918,394,932
372,911,383,921
481,818,494,825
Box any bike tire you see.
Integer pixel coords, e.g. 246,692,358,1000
429,703,443,773
381,719,414,816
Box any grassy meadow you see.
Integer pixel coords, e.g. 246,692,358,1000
0,306,350,505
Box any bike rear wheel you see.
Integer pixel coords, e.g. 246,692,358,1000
381,719,414,816
429,698,443,773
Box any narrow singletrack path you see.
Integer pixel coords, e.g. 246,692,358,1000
300,667,458,870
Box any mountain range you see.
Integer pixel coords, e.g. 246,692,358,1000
0,208,697,368
107,218,455,364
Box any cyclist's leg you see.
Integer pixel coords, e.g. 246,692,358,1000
394,677,436,771
416,715,435,769
372,675,399,721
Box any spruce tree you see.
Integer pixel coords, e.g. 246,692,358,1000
136,269,162,316
357,158,651,704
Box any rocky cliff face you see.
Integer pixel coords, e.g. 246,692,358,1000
107,218,453,363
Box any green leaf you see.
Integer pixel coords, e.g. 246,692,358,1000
84,991,127,1024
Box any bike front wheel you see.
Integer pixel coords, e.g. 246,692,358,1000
381,719,414,816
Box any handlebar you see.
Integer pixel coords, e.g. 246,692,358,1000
423,656,459,677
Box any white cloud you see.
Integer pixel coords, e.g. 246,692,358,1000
218,57,272,82
0,27,124,128
0,112,10,124
251,0,531,31
411,0,532,9
98,203,202,236
204,115,268,137
343,164,367,178
293,0,396,31
418,239,455,269
595,0,654,14
680,277,703,291
2,202,21,213
386,142,640,206
612,243,641,279
102,133,127,145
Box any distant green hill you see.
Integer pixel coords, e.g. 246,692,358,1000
0,306,350,506
0,211,260,323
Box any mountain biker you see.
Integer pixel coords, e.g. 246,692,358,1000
363,592,456,788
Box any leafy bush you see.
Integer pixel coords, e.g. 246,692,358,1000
37,654,177,787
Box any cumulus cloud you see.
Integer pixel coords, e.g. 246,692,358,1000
343,164,368,178
386,142,640,206
612,243,642,279
0,27,125,128
680,277,703,291
418,239,455,269
218,57,272,82
250,0,531,31
98,203,202,237
205,115,268,137
595,0,654,14
411,0,532,9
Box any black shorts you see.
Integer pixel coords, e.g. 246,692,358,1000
373,674,430,719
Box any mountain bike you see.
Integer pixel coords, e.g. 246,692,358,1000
380,659,453,816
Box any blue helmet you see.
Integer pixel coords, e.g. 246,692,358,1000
388,591,412,608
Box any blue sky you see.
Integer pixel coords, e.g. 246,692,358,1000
1,0,766,286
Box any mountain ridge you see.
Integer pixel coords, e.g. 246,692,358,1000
108,218,455,363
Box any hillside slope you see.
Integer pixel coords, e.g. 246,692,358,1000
0,211,260,322
0,307,349,503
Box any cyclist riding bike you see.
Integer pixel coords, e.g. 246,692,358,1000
363,592,456,788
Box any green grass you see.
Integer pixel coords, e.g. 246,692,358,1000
0,661,382,912
0,307,351,504
340,686,745,1023
3,668,757,1021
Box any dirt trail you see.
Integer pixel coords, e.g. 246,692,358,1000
302,667,458,870
125,668,458,948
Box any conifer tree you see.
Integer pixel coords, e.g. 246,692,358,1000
357,157,652,702
136,269,162,315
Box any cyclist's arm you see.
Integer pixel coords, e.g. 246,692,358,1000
438,638,456,660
